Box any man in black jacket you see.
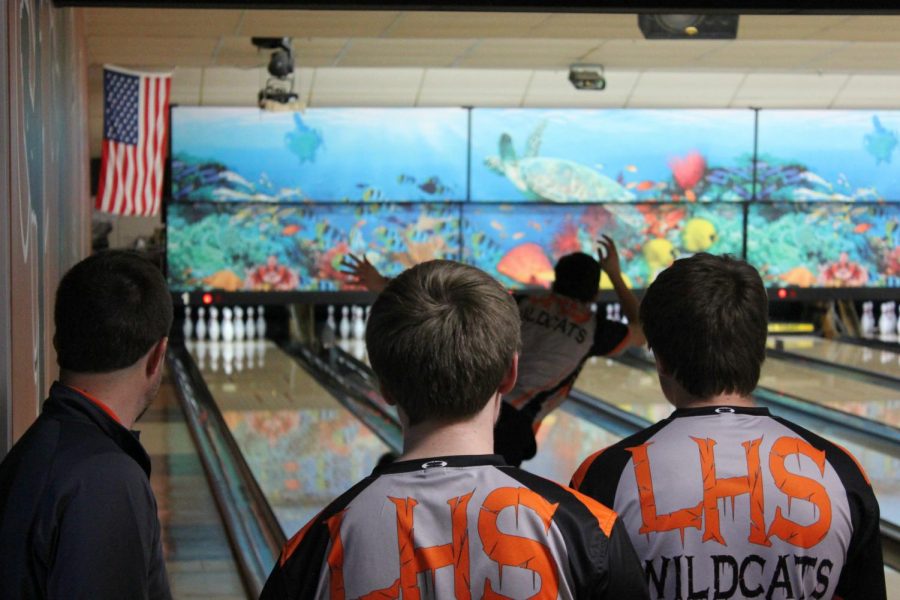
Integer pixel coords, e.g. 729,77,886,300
0,250,173,599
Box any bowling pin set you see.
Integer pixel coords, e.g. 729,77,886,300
182,305,270,375
183,305,267,342
321,304,371,346
860,301,900,339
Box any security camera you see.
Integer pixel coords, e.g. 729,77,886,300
569,65,606,91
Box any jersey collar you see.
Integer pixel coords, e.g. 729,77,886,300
375,454,507,475
671,405,771,418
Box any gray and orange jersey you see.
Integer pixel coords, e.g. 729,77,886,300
506,293,629,423
261,455,650,600
572,406,886,600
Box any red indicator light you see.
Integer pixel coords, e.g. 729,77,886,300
777,289,787,299
202,293,213,305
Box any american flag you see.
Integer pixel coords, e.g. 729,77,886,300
96,66,172,216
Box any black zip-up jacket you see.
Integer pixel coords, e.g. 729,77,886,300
0,382,171,599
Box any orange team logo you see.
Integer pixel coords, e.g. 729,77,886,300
323,487,562,599
627,436,832,549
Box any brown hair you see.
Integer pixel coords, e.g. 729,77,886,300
366,260,521,426
640,253,768,399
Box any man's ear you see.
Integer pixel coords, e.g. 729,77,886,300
498,353,518,395
146,337,168,378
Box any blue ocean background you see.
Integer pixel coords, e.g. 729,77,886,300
171,107,469,202
757,111,900,201
469,108,755,202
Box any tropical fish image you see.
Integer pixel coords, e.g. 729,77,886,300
818,253,869,287
643,238,677,278
777,267,817,287
863,115,898,165
417,176,449,195
497,243,555,286
284,113,323,164
484,121,635,202
681,218,717,252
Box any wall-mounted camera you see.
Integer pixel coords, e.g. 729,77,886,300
252,37,304,110
569,64,606,91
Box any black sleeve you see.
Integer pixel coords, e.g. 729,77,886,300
589,318,630,357
595,519,650,600
48,455,172,600
833,475,886,600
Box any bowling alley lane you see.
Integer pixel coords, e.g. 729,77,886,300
574,357,900,528
186,339,391,535
769,334,900,382
759,348,900,429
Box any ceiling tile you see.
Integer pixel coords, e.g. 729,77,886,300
832,74,900,108
530,13,640,39
337,39,473,68
84,8,243,37
731,73,849,108
457,39,601,69
582,40,730,69
386,11,549,38
818,16,900,42
806,43,900,71
309,68,423,106
628,71,746,108
697,41,845,70
238,10,400,38
416,68,532,106
87,37,217,68
200,67,266,106
737,15,853,40
171,68,203,105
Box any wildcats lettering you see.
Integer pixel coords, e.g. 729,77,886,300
644,554,834,600
521,306,587,343
627,435,833,549
326,487,561,599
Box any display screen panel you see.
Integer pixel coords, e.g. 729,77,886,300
756,111,900,202
462,202,744,290
171,107,468,202
747,202,900,288
167,202,461,292
470,109,755,203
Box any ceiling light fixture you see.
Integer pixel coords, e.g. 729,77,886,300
569,64,606,91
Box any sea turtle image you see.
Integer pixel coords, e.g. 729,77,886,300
485,121,635,202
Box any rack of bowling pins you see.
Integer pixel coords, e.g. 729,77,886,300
860,301,900,340
319,304,371,363
182,305,270,375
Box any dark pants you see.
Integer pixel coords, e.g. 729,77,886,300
494,401,538,467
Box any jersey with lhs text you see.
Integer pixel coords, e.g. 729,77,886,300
506,292,630,422
572,406,886,600
261,454,649,599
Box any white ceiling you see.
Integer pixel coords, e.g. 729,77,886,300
83,8,900,156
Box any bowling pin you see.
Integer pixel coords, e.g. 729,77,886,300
860,302,875,336
256,306,267,339
322,305,337,349
183,306,193,340
878,302,892,336
339,306,351,340
195,339,208,371
246,307,257,340
234,306,246,341
222,307,235,342
235,341,245,372
245,339,256,369
209,341,221,372
352,306,366,340
209,307,221,342
196,307,207,341
223,341,234,375
365,305,371,327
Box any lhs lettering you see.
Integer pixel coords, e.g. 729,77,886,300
323,487,561,599
628,436,832,549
